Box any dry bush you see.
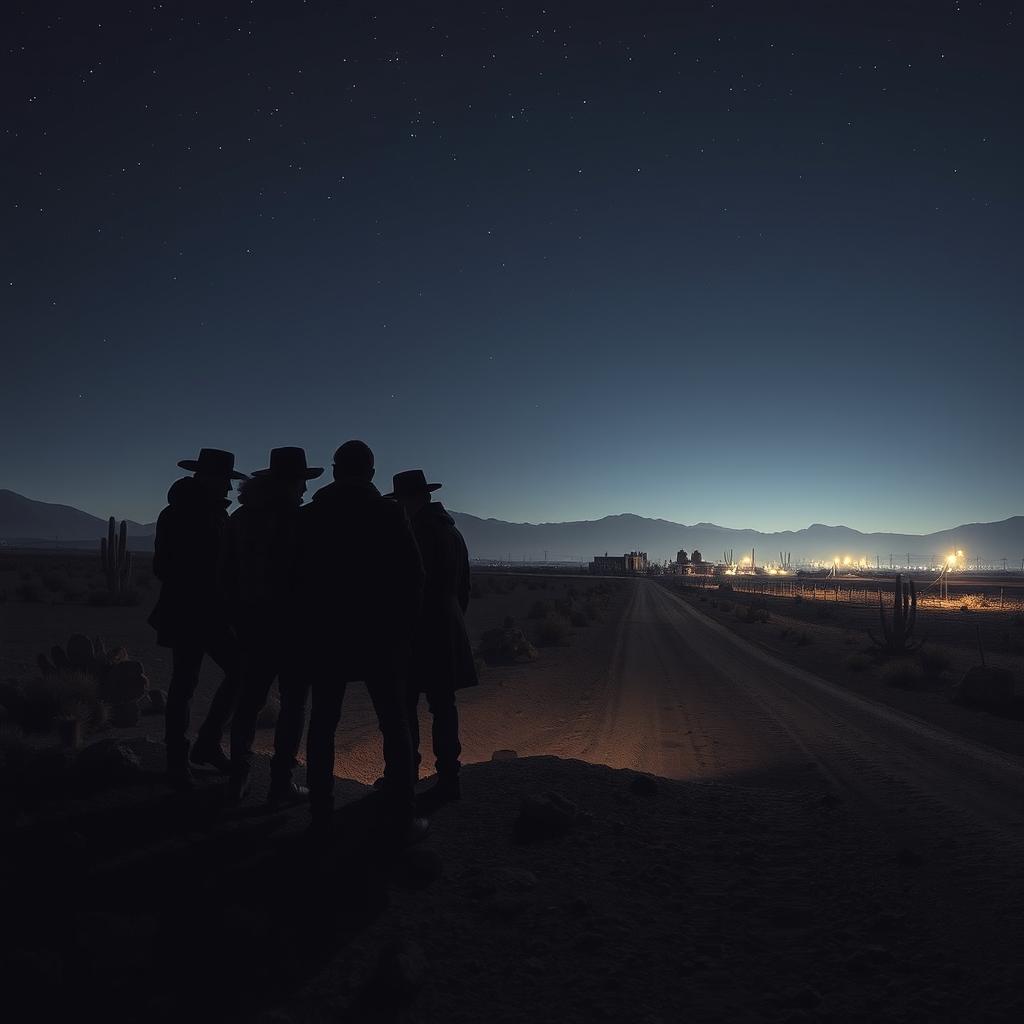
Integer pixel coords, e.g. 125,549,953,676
527,600,553,620
882,660,922,689
537,615,571,646
846,653,870,672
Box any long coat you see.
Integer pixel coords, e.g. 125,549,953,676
148,476,232,647
219,475,301,623
297,479,424,682
408,501,478,694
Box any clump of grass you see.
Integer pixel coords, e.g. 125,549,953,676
527,600,553,620
881,660,922,689
847,653,870,672
796,632,812,647
918,648,951,676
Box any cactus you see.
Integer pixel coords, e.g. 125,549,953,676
25,635,149,735
871,574,919,653
100,517,135,600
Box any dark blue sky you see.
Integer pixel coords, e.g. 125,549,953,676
3,1,1021,532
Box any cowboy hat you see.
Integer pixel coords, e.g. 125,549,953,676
383,469,442,499
177,448,247,480
252,447,324,480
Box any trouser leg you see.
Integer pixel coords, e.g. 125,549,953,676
366,676,415,818
406,685,423,777
230,629,277,778
165,642,205,755
426,688,461,777
306,681,346,820
271,668,310,787
195,627,243,749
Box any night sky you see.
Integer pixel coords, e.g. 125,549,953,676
3,2,1021,533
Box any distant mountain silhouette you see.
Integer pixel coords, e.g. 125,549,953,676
450,511,1024,567
0,490,155,547
2,490,1022,565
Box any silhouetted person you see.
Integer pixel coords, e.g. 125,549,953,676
222,447,322,805
149,448,246,788
298,440,428,842
387,470,478,808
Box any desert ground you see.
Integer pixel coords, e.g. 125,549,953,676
3,556,1024,1021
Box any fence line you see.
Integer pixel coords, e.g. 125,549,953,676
666,575,1024,612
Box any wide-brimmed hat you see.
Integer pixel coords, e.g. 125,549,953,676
177,448,247,480
252,447,323,480
383,469,442,499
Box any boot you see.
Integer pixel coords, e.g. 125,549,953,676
267,780,310,808
166,744,194,791
226,767,251,804
416,773,460,813
190,739,232,774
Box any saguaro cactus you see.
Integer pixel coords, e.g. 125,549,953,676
871,573,919,653
100,517,134,599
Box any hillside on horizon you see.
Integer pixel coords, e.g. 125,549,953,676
2,489,1023,566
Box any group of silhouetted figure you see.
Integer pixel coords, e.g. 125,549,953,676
148,441,477,843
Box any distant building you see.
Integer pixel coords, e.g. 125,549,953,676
589,551,649,575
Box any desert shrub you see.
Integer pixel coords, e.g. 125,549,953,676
796,632,812,646
882,661,922,689
583,601,602,621
919,649,951,676
553,597,574,617
847,653,870,672
537,615,571,646
719,601,732,613
569,609,588,628
0,590,7,604
960,604,971,614
527,582,538,591
844,634,859,645
779,627,792,638
1013,614,1024,629
15,581,40,603
699,596,707,603
62,586,87,604
478,623,538,664
793,594,804,604
470,583,484,599
527,600,553,620
743,605,769,624
718,581,733,593
41,572,67,594
815,605,833,620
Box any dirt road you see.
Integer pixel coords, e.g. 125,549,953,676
337,579,1024,843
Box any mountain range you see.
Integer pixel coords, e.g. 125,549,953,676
2,489,1022,567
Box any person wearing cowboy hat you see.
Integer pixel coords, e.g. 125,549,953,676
222,447,323,805
149,448,247,788
385,469,478,809
297,440,429,844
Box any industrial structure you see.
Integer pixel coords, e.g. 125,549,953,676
590,551,649,575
